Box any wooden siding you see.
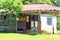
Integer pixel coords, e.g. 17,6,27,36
17,15,27,29
0,15,16,32
17,21,26,28
17,16,26,21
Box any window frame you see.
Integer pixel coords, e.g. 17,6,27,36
47,17,52,25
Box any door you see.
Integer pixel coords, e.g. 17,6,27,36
30,15,41,32
30,15,38,32
25,15,38,32
26,16,31,30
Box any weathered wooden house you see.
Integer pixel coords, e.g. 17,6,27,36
0,4,60,33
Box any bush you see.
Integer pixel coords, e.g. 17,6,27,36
28,30,38,35
57,23,60,30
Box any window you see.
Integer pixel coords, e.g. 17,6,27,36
26,16,29,22
47,18,52,25
31,21,38,28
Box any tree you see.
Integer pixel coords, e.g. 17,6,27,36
22,0,53,5
32,0,53,4
51,0,60,7
0,0,22,15
0,0,23,24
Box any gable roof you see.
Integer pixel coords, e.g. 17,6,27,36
22,4,60,12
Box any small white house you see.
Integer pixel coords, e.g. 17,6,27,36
16,4,60,34
41,14,57,33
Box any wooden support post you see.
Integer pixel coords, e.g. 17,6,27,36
16,15,17,32
37,10,41,33
38,21,41,33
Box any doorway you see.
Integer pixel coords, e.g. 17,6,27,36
26,15,38,30
17,14,27,32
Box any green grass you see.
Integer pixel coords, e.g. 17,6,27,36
57,30,60,34
0,33,59,40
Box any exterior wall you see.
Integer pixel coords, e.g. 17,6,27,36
16,15,27,32
0,15,16,32
16,14,57,33
41,14,57,33
17,16,26,21
53,16,57,33
17,16,26,28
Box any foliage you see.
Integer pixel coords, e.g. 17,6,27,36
22,0,53,5
51,0,60,30
32,0,53,5
57,30,60,34
0,0,22,15
51,0,60,7
57,13,60,30
9,14,16,21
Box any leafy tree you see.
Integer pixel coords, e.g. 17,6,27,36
32,0,53,4
0,0,22,15
0,0,23,22
51,0,60,7
22,0,31,4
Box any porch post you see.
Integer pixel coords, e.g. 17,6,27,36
16,15,17,32
37,10,41,33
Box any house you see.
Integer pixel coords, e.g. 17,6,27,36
0,4,60,34
16,4,60,34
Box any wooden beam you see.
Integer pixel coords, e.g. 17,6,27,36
37,10,41,33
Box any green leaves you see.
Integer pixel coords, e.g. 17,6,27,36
22,0,53,5
51,0,60,7
0,0,22,15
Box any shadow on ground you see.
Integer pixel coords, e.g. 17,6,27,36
0,31,38,36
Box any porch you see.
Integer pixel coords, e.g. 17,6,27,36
16,12,41,33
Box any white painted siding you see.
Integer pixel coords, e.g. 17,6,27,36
53,16,57,33
41,14,57,33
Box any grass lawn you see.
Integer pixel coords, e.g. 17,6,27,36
57,30,60,34
0,33,60,40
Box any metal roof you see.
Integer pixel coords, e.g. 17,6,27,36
22,4,60,12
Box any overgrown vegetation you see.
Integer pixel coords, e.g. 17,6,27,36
0,0,23,22
22,0,53,5
0,0,22,15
